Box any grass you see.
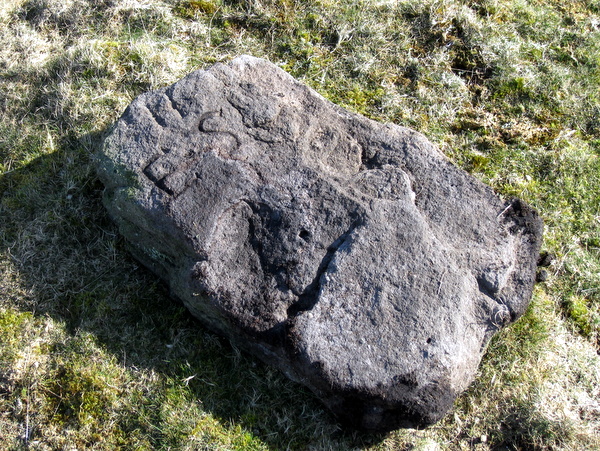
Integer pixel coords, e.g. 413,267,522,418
1,0,599,448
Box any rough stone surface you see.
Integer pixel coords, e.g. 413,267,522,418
97,55,543,431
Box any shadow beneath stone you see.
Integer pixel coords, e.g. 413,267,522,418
0,129,387,448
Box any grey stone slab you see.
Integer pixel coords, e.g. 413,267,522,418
97,55,543,431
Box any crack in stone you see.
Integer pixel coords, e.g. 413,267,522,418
241,197,363,319
287,215,363,318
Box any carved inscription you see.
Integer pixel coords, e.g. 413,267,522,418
142,110,244,197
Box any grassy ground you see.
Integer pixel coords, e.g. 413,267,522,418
1,0,599,449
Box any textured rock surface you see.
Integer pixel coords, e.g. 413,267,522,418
97,55,543,431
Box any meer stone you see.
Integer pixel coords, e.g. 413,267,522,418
97,55,543,431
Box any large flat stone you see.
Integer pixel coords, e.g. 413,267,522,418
96,55,543,431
